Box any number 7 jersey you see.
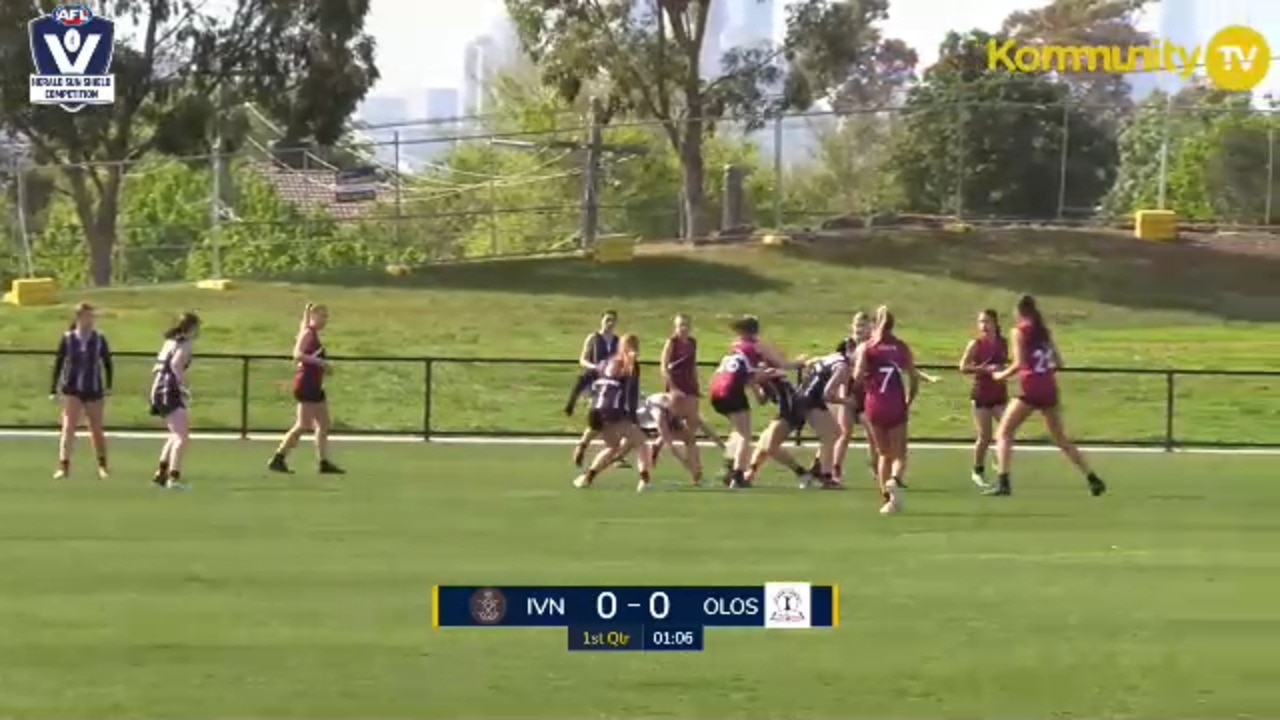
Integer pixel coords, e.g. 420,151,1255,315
861,334,913,428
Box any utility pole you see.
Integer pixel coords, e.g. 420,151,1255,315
478,99,645,251
209,73,231,279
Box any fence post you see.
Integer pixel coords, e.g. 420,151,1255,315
239,356,250,439
1163,371,1175,451
422,358,433,441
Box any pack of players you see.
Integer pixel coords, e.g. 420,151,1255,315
566,295,1107,512
46,295,1107,506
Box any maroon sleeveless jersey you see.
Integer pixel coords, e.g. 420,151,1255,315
862,334,912,428
294,327,325,393
665,335,699,395
970,334,1009,406
1016,320,1058,408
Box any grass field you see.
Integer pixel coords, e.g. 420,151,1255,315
0,232,1277,444
1,437,1279,718
2,230,1280,718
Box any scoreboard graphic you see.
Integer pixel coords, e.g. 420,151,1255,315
432,582,839,652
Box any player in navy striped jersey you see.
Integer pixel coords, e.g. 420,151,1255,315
797,348,861,488
148,312,200,489
572,334,654,492
569,310,621,466
50,302,114,479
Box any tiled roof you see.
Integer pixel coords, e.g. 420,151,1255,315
249,163,379,220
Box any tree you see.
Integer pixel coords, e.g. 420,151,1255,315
0,0,379,285
504,0,912,238
887,30,1117,218
1104,90,1279,223
1000,0,1151,123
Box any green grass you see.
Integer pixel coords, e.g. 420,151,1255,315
1,438,1279,718
0,231,1277,444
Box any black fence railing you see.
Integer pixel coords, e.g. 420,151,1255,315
0,350,1276,448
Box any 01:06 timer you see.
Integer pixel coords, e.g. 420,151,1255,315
648,628,699,649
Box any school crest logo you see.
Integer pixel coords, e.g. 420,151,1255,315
764,581,812,629
29,4,116,112
469,587,507,626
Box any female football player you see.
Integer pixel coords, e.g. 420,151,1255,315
269,303,344,475
988,295,1107,497
148,312,200,489
572,334,654,492
50,302,114,480
959,308,1008,489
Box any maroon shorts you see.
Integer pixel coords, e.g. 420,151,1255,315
667,377,700,397
1019,389,1058,410
864,402,907,431
1018,378,1059,410
971,389,1008,409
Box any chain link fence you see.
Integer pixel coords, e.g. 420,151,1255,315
4,100,1277,286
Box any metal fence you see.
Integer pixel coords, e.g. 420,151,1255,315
0,351,1275,448
4,100,1279,286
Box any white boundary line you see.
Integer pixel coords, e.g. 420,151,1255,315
0,429,1277,455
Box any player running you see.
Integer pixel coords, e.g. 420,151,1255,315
569,310,620,466
986,295,1107,497
958,308,1008,489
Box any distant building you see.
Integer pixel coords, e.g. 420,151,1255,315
358,96,409,126
462,35,497,115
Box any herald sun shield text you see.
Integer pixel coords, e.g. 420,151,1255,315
29,4,116,112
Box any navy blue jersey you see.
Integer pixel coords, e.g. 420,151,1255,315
51,330,112,396
585,332,619,365
802,352,847,402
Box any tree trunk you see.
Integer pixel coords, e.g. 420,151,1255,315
86,217,116,286
680,124,707,240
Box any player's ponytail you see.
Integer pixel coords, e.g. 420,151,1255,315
301,303,314,330
874,305,895,338
163,311,201,340
1016,295,1049,342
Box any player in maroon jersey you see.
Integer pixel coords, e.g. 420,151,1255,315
707,316,796,488
573,334,654,492
653,314,724,484
269,303,344,475
959,309,1008,489
852,306,920,514
988,295,1106,497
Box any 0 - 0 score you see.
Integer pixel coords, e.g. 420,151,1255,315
597,591,670,620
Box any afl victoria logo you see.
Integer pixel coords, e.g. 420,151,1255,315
469,587,507,625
